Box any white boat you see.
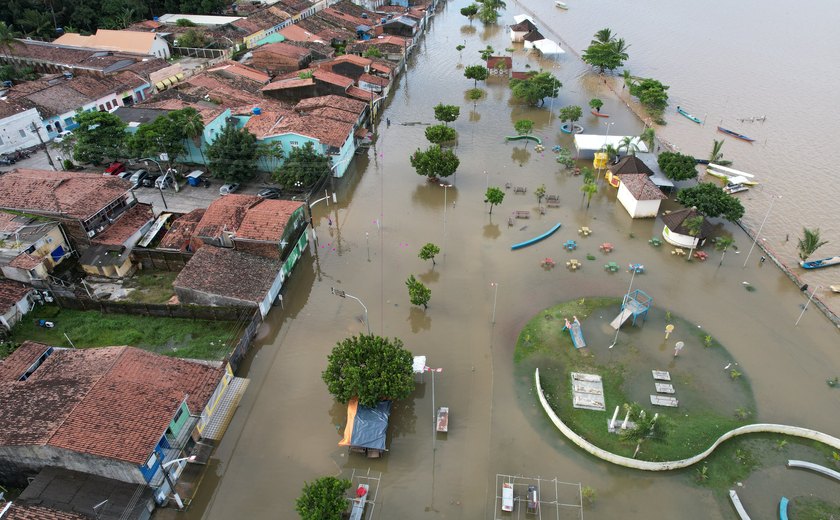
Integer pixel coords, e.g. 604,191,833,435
502,482,515,512
723,182,749,194
706,169,759,186
830,285,840,293
555,1,568,9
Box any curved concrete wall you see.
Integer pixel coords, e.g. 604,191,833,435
535,368,840,471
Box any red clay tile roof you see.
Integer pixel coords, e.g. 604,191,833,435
243,110,289,139
208,61,271,84
260,77,315,92
359,73,388,87
0,170,131,221
369,60,393,74
194,194,261,239
347,86,380,102
279,24,324,43
8,252,45,270
312,69,354,89
238,199,303,241
253,41,312,60
303,106,359,124
511,71,530,80
159,209,205,251
0,342,224,465
294,94,365,114
609,155,654,176
2,503,89,520
617,173,667,201
91,203,154,247
174,246,281,304
272,113,354,148
0,279,34,311
333,54,372,67
486,56,511,69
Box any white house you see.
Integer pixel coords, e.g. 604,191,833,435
616,174,667,218
0,100,48,155
509,16,537,43
661,207,711,248
54,30,171,59
0,279,36,331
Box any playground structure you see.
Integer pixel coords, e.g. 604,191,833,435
610,289,653,330
563,316,586,349
505,135,543,145
511,222,562,250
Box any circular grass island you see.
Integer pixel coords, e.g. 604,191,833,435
514,297,756,463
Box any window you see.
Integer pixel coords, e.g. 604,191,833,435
105,101,112,110
19,129,27,138
145,453,157,469
98,104,105,111
46,124,53,133
290,141,299,148
173,406,184,423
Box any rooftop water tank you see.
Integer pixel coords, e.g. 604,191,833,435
252,107,262,115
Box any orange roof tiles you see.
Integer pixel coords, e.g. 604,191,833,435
313,69,354,88
159,209,206,251
174,246,282,304
294,94,366,114
253,41,312,60
0,170,131,221
2,503,89,520
347,86,380,102
333,54,372,68
194,194,261,239
54,30,163,55
238,199,303,241
359,73,388,87
0,279,34,311
8,252,45,270
260,77,315,92
91,203,154,247
618,174,668,201
208,61,271,84
279,24,323,43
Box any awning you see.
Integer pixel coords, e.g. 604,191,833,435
155,74,185,91
198,377,250,441
339,397,391,450
574,134,650,154
532,39,565,55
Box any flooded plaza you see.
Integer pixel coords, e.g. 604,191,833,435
173,2,840,519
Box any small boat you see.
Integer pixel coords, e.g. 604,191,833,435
591,109,609,118
800,255,840,270
436,406,449,432
717,126,755,142
829,285,840,293
723,182,749,194
501,482,515,512
555,1,568,9
677,106,702,124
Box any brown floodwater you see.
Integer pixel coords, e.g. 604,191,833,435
162,2,840,519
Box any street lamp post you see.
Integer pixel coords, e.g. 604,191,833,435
609,266,638,349
490,282,499,324
331,287,370,335
439,182,450,259
743,195,780,267
795,285,820,326
159,455,196,510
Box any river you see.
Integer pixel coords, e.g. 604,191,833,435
160,1,840,519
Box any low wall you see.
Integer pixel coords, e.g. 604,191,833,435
534,368,840,471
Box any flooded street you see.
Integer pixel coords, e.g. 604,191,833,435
175,2,840,518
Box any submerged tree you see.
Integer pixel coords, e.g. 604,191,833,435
477,0,506,24
535,184,546,204
485,186,505,215
433,103,460,125
406,275,431,309
639,127,656,153
582,28,630,73
460,3,478,24
658,151,698,181
410,145,460,180
708,139,733,167
425,124,457,144
589,98,604,113
559,105,583,131
676,183,744,221
509,71,561,106
464,64,489,88
418,243,441,266
296,477,351,520
580,181,597,208
514,119,534,136
797,227,828,261
715,236,735,266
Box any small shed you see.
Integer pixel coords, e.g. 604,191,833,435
339,397,392,458
661,207,712,248
0,280,36,330
78,244,134,278
616,174,667,218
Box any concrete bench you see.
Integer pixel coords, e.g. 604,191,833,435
513,210,530,219
513,186,527,194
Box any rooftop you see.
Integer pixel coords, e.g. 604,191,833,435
312,69,354,89
253,41,312,60
237,199,303,241
0,279,34,310
359,73,389,87
207,61,271,84
53,30,166,55
0,170,131,222
157,13,244,26
609,155,654,176
91,203,154,248
617,173,667,201
0,503,88,520
194,194,261,239
0,343,224,465
174,246,282,304
294,94,366,114
158,209,205,251
661,207,713,238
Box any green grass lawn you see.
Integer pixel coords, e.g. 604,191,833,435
789,495,840,519
515,298,753,462
8,305,237,360
122,270,179,304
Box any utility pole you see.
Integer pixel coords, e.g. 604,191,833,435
30,122,57,171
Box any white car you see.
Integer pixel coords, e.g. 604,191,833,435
219,183,240,195
53,131,73,143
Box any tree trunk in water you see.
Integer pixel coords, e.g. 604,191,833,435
489,204,494,215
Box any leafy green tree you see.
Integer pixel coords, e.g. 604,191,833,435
582,29,630,73
273,142,327,190
580,181,597,208
410,145,460,180
433,103,460,126
295,476,351,520
0,22,15,60
709,139,733,167
206,123,259,183
592,28,614,45
322,334,415,406
175,28,208,48
514,119,534,136
128,111,187,168
581,167,595,184
477,0,506,24
555,148,575,168
406,274,431,309
603,143,619,164
683,215,705,257
798,228,828,261
657,151,698,181
628,78,670,113
455,44,465,58
363,46,382,58
484,186,504,215
715,236,735,265
176,18,197,26
424,124,457,144
19,9,53,39
558,105,582,130
177,107,206,164
589,98,603,113
676,183,745,221
509,71,561,106
478,45,495,61
464,64,488,87
72,110,127,165
640,127,656,152
617,135,639,156
534,184,546,204
256,141,285,172
418,243,440,265
460,3,478,23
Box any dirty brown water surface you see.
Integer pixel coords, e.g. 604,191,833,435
164,2,840,519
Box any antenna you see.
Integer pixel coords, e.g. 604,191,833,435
92,499,108,519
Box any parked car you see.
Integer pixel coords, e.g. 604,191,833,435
219,183,240,195
257,187,282,199
117,170,133,180
0,155,15,166
142,173,162,187
129,169,149,188
154,176,172,189
104,162,126,176
53,131,73,143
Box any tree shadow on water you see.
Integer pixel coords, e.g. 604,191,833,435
407,306,431,333
483,223,501,239
418,269,440,284
511,146,531,166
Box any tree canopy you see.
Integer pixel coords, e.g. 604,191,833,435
418,243,440,265
425,124,457,144
410,145,460,179
627,78,670,113
273,142,331,190
657,151,698,180
558,105,582,126
322,335,415,407
797,228,828,261
206,123,259,183
464,64,489,87
127,109,196,167
72,110,127,165
675,183,745,221
460,3,478,22
433,103,460,125
509,71,561,106
514,119,534,136
589,98,604,112
485,186,504,214
363,46,382,58
477,0,506,24
406,275,431,309
581,29,630,72
295,477,351,520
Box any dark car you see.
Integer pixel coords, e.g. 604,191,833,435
142,173,162,187
128,169,149,188
257,187,282,199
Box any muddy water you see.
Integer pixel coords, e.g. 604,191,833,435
171,4,840,519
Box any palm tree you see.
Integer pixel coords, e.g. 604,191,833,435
592,28,613,45
684,215,705,259
0,22,15,60
715,236,734,266
640,127,655,152
580,182,598,208
610,38,630,59
797,227,828,261
617,136,639,157
180,108,207,165
708,139,733,167
603,143,619,164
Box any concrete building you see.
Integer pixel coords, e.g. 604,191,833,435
54,30,171,59
0,280,36,331
0,212,71,285
616,174,667,218
0,98,49,156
